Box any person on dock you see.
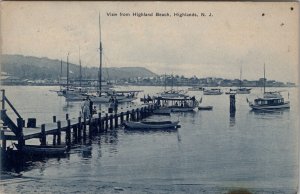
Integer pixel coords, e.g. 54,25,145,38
92,106,97,115
81,97,91,119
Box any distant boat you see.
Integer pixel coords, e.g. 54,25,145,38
123,121,180,130
248,63,290,110
160,89,188,98
159,74,188,98
203,88,223,95
187,86,204,91
225,90,236,95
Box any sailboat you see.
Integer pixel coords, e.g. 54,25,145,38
248,63,290,110
89,14,139,103
159,74,188,98
227,65,251,94
62,52,88,101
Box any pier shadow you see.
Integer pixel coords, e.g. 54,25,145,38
1,148,69,174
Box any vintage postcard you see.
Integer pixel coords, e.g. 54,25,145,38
0,1,299,194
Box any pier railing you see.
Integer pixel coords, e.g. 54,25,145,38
1,89,22,119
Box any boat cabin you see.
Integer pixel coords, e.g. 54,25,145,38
254,97,285,106
154,96,198,108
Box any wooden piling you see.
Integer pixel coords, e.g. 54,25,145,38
136,108,140,121
230,94,236,114
73,126,78,143
97,113,101,133
131,109,135,121
66,120,71,148
88,119,92,139
17,118,25,148
53,116,57,123
120,112,124,124
114,113,118,127
40,124,46,146
126,111,130,121
1,130,6,150
109,114,113,129
83,117,87,140
105,113,109,130
78,117,82,141
57,121,61,145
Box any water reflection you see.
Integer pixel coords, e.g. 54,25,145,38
229,111,236,127
81,143,92,159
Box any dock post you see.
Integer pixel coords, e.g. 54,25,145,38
40,124,46,146
66,120,71,148
17,118,25,148
105,113,109,130
53,116,56,123
66,113,69,120
88,119,92,139
98,113,101,132
120,112,124,124
1,130,6,151
83,117,87,140
73,126,78,143
109,115,113,129
126,111,130,121
57,121,61,145
131,109,135,121
78,117,82,141
114,113,118,128
230,94,236,114
136,109,140,121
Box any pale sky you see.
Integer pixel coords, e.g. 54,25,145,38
1,2,299,83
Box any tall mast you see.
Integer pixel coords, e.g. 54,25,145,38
171,74,174,91
98,13,103,97
67,53,69,91
263,63,266,93
79,46,82,87
164,73,166,91
60,58,62,90
239,64,242,89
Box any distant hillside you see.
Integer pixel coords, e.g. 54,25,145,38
0,54,157,80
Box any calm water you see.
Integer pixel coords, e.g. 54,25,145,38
1,86,299,194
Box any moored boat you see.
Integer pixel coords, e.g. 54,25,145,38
188,86,204,91
154,96,199,112
123,121,180,130
198,106,213,110
248,64,290,110
203,88,223,95
248,92,290,110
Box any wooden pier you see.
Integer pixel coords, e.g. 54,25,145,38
0,89,157,152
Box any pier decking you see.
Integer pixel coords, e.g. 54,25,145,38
0,89,157,151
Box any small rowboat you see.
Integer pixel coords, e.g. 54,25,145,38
18,145,67,156
198,106,213,110
123,121,180,130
